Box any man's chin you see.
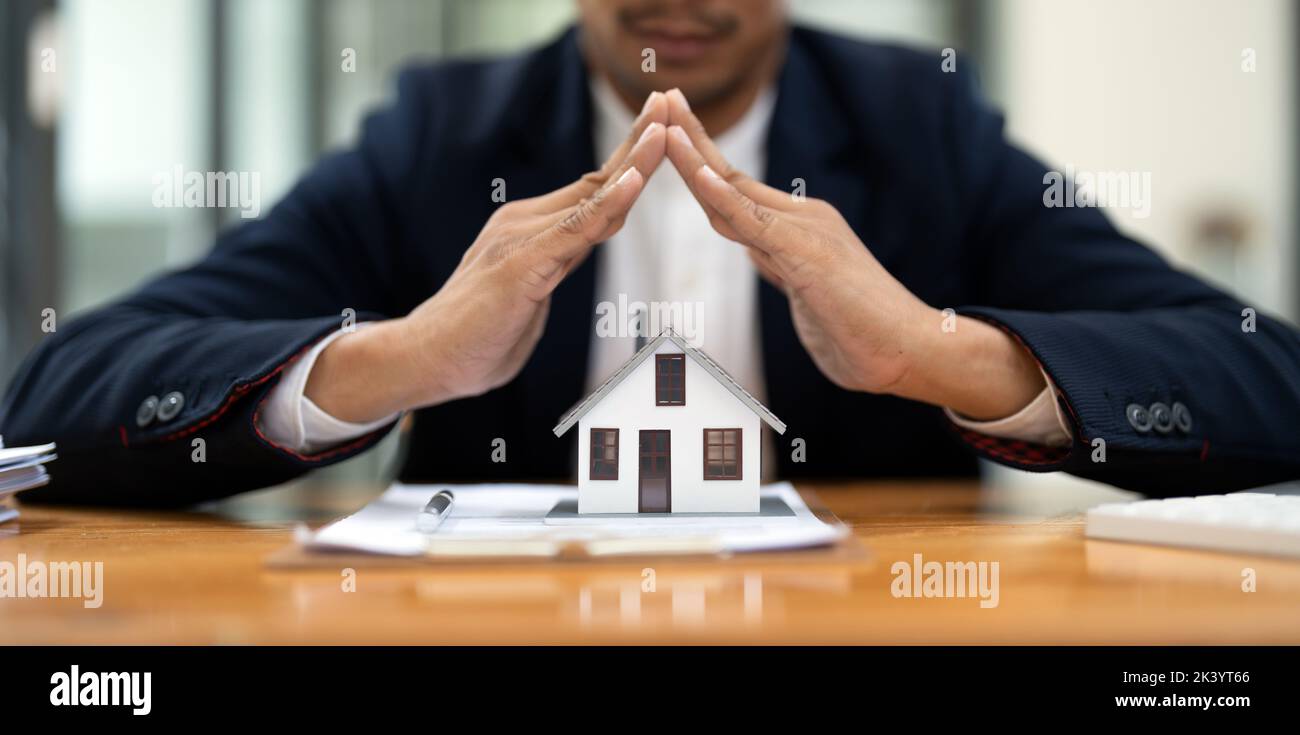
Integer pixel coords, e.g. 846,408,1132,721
599,51,747,112
641,75,736,108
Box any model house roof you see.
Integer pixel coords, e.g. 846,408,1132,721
552,327,787,437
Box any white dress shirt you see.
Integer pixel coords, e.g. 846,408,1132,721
257,79,1073,455
258,324,399,455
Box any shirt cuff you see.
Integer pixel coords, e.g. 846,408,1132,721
944,369,1074,447
257,325,401,454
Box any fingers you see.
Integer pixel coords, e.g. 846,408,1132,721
541,116,663,231
662,91,791,247
599,91,669,180
538,115,664,232
663,88,787,208
532,92,668,213
604,120,667,204
667,140,796,257
502,104,665,290
693,163,792,251
663,88,734,181
662,123,742,241
660,93,797,253
534,166,645,262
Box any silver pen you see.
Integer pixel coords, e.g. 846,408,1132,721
416,489,456,533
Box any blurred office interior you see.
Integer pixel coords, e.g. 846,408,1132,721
1,0,1295,501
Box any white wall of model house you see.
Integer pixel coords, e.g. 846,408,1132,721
577,341,762,514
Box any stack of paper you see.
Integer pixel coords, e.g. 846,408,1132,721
0,436,57,523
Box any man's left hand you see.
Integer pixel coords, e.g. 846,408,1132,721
661,89,1045,421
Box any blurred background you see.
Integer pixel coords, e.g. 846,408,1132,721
1,0,1295,507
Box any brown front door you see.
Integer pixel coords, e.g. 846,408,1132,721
638,430,671,513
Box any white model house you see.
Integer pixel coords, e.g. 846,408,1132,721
553,328,786,514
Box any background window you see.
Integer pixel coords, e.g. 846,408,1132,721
590,428,619,480
704,429,742,480
655,354,685,405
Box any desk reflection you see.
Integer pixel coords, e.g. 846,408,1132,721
274,565,858,640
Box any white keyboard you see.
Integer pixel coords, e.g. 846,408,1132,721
1086,491,1300,558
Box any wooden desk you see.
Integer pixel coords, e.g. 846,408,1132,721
2,479,1297,644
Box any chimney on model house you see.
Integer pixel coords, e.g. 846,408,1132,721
632,305,647,351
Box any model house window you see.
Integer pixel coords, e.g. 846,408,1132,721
590,428,619,480
655,354,685,405
703,428,742,480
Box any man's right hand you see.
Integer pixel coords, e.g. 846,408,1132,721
303,93,669,424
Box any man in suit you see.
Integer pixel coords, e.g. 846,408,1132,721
3,0,1299,506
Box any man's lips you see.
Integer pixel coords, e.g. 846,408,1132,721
627,23,729,63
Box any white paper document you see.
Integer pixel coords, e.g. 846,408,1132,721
0,466,49,497
0,443,56,467
306,482,847,558
0,441,56,517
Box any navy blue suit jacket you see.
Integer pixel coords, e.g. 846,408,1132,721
4,27,1299,506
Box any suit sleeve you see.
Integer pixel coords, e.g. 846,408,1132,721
0,70,434,506
942,65,1300,496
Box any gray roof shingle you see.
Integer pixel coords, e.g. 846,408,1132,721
552,327,786,437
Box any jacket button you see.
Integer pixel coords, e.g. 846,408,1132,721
1125,403,1152,433
1149,402,1174,434
1172,401,1193,433
156,391,185,422
135,395,160,427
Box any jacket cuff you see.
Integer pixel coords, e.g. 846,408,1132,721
948,424,1073,468
257,323,401,455
944,306,1212,472
941,309,1089,470
123,315,395,467
945,370,1073,446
